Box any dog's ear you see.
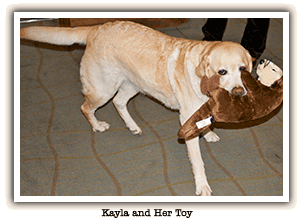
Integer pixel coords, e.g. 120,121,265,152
245,50,256,72
195,54,212,78
196,41,223,78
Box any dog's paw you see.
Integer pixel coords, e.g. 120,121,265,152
126,122,142,135
195,183,212,196
204,131,220,142
129,126,142,135
92,121,110,132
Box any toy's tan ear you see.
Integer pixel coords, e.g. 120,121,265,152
195,55,211,78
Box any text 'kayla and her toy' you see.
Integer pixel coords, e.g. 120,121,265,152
102,209,193,218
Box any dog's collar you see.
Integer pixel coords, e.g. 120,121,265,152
271,77,283,87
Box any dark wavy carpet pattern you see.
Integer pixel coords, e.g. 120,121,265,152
19,18,284,197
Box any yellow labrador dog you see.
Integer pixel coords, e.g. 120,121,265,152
20,21,254,196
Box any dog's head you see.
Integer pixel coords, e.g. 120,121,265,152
197,41,254,97
256,59,283,86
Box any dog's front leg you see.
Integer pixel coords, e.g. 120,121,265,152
185,136,212,196
179,108,212,196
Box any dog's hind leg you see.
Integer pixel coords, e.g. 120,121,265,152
80,59,123,132
112,80,142,135
81,92,113,132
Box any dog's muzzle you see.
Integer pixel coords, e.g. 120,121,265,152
232,86,246,97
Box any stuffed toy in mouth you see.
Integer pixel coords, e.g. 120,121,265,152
178,59,283,139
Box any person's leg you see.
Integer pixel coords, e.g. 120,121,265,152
202,18,228,41
241,18,270,61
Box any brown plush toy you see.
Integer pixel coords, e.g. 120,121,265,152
178,59,283,139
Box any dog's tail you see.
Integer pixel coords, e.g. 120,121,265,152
20,26,93,45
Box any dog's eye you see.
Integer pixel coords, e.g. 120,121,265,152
218,69,227,75
272,69,276,72
240,66,246,71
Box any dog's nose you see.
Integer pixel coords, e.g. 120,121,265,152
232,87,245,97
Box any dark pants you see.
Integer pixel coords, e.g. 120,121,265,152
202,18,270,59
